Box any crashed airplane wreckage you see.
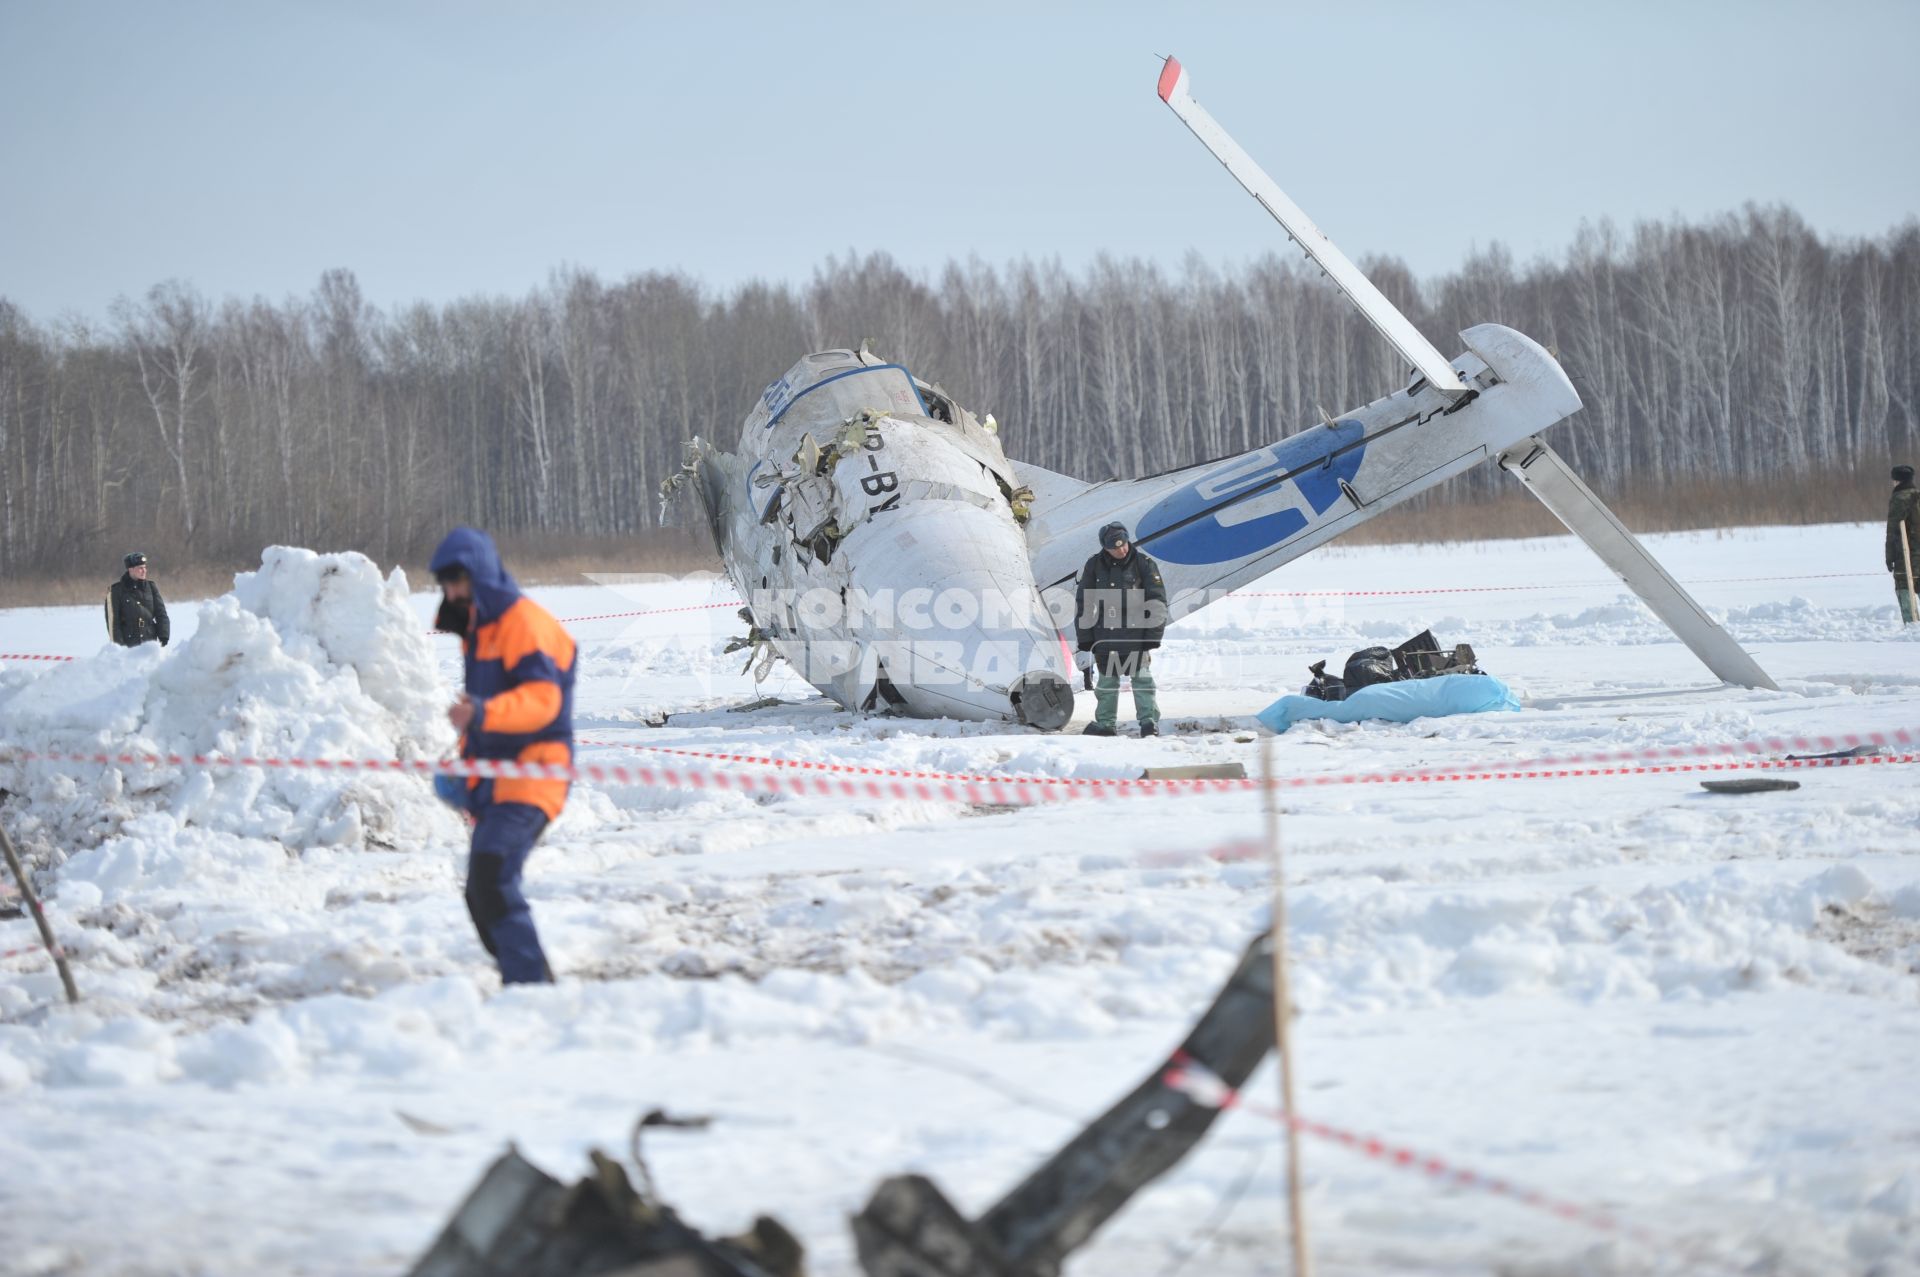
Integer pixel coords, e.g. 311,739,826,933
409,930,1279,1277
661,56,1774,731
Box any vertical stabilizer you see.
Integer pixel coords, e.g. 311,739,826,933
1498,438,1778,691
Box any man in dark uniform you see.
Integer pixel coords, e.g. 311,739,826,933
1890,464,1917,626
1074,521,1168,737
105,551,170,648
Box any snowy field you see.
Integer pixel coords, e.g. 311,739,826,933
1,523,1917,1277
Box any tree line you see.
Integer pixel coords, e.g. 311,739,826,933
1,202,1915,581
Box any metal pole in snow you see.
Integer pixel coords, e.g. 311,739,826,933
1262,736,1311,1277
0,818,80,1004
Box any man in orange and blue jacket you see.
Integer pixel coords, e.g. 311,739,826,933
430,527,576,984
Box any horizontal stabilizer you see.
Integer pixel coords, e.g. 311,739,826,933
1012,458,1091,515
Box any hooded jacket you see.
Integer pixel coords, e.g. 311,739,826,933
429,527,576,819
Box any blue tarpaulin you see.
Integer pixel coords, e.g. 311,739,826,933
1256,674,1519,734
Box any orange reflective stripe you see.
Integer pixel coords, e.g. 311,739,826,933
475,598,575,673
473,599,573,735
493,740,571,819
480,679,563,735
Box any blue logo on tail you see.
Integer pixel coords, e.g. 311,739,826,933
1136,420,1365,565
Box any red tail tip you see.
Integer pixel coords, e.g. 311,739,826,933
1157,56,1183,102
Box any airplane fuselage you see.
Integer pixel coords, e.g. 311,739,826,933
688,350,1077,727
682,325,1582,729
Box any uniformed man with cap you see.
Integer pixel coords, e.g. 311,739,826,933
1890,464,1917,625
105,551,170,648
1073,522,1168,736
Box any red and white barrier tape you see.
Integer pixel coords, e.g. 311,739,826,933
577,725,1918,792
6,729,1916,807
1345,726,1919,782
5,599,744,660
0,885,68,967
0,747,1114,806
10,570,1887,662
1163,1051,1657,1246
544,572,1879,618
427,599,742,638
1231,570,1878,600
556,601,742,625
578,736,1110,788
548,572,1877,616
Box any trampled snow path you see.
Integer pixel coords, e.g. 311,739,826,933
1,525,1917,1276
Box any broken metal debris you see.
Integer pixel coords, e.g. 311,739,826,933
872,929,1274,1277
407,1142,802,1277
411,931,1278,1276
1699,778,1802,795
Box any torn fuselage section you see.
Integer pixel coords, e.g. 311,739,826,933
670,349,1077,728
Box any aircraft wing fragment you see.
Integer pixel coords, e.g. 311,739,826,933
853,929,1277,1275
1497,438,1778,690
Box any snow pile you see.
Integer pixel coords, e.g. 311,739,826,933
0,549,478,1027
0,546,458,857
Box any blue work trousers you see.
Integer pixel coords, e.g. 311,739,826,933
465,801,552,984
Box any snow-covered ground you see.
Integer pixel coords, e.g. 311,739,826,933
1,524,1916,1277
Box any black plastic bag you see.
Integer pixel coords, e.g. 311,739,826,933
1344,641,1405,691
1342,646,1401,691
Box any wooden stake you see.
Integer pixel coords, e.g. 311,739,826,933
0,818,80,1004
1900,522,1915,626
1262,736,1311,1277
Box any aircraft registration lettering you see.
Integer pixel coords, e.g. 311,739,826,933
860,428,902,516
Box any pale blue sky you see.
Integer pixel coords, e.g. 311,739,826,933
3,0,1916,323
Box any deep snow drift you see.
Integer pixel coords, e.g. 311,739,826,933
0,525,1917,1277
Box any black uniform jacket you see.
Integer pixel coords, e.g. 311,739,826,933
1074,547,1168,662
106,573,170,647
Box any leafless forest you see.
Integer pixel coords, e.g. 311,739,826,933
1,204,1915,585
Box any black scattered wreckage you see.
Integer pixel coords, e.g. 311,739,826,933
407,930,1278,1277
1303,629,1481,703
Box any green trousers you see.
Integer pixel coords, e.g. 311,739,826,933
1898,584,1916,625
1094,655,1158,728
